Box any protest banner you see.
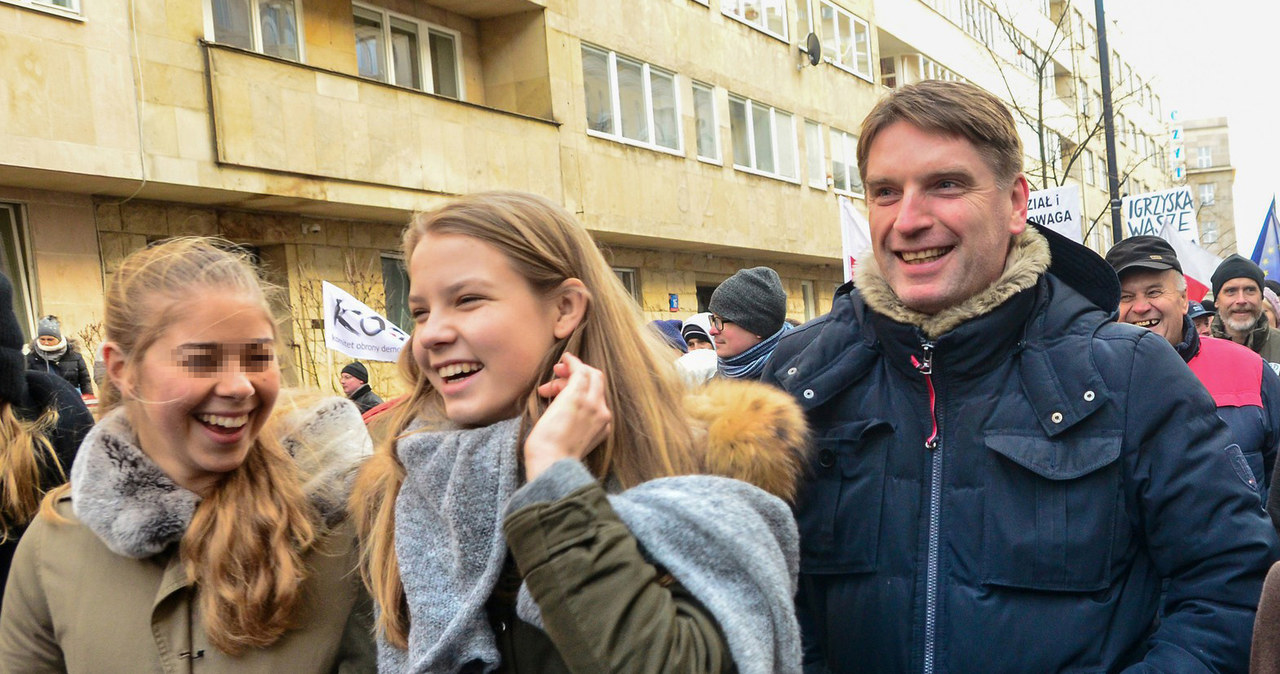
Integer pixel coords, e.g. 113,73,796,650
839,196,872,282
1026,184,1082,243
1122,186,1198,244
322,281,409,362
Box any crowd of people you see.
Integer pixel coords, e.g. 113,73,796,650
0,79,1276,673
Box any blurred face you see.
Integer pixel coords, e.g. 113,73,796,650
37,335,59,347
1118,269,1187,345
111,292,279,496
1219,278,1263,335
864,122,1028,314
709,315,762,359
409,232,580,427
1265,302,1279,329
686,336,714,351
339,372,363,395
1194,315,1212,336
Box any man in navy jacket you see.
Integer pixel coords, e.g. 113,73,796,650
765,81,1278,673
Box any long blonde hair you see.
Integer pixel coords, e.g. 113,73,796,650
0,402,63,541
350,191,700,647
45,237,317,655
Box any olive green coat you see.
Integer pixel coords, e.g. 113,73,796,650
0,499,375,674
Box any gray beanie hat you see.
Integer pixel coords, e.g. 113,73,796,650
709,266,787,338
37,315,61,340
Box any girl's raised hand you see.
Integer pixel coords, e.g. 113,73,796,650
524,353,612,482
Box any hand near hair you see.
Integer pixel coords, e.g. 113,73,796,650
524,353,613,482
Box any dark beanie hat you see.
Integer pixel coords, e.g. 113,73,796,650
1211,254,1265,298
649,319,688,353
341,361,369,383
0,273,28,406
709,266,787,338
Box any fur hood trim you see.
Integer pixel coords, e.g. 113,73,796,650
856,227,1051,339
685,379,809,503
71,396,372,559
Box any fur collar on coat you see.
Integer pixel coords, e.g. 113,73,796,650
855,227,1052,339
71,395,372,559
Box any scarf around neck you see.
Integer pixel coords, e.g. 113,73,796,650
33,338,68,360
718,323,794,379
388,418,802,674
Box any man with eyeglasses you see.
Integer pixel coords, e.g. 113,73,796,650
1107,235,1280,510
706,266,790,380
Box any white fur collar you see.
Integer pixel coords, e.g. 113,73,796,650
855,228,1051,339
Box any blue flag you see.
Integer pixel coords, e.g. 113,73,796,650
1251,198,1280,281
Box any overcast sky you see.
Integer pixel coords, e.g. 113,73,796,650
1103,0,1280,254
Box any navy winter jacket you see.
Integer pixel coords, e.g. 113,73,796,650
765,267,1278,673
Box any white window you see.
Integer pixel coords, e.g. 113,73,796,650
1202,221,1219,244
692,81,720,163
6,0,78,15
1083,149,1096,185
209,0,302,61
1116,114,1127,145
801,1,873,80
1197,146,1213,169
805,121,826,189
1041,131,1062,172
613,268,641,302
721,0,787,41
353,4,461,99
582,45,681,153
1200,183,1216,205
1078,81,1090,116
728,94,798,181
830,128,863,195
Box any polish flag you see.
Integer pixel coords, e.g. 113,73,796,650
1160,222,1221,301
839,196,872,282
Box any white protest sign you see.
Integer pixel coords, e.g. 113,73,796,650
1026,184,1082,243
1122,186,1198,244
838,196,872,282
322,281,409,362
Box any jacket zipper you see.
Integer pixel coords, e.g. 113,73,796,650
912,340,941,674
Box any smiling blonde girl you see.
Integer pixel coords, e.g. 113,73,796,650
352,191,808,673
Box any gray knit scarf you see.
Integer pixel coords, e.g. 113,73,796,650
718,322,794,380
386,419,801,674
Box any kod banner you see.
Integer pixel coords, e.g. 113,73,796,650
1123,186,1198,244
322,281,409,362
1026,184,1082,243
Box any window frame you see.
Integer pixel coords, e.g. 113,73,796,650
205,0,306,63
582,44,684,156
727,93,800,183
1196,146,1213,169
829,127,863,197
613,267,642,303
721,0,789,43
805,120,827,190
1,0,81,18
800,0,874,82
691,80,722,164
1083,148,1096,186
0,203,37,341
379,253,412,332
351,2,464,99
1200,183,1216,206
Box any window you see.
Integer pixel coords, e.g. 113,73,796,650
805,121,826,189
1128,122,1137,150
0,204,34,341
1202,221,1219,244
380,254,411,332
1078,80,1090,116
801,280,816,321
353,4,461,98
613,268,641,302
728,94,798,181
1200,183,1216,205
582,45,681,153
880,57,897,88
692,81,720,162
6,0,78,14
210,0,301,61
798,1,872,80
1083,148,1096,185
1197,146,1213,168
830,128,863,195
1116,114,1127,145
721,0,787,40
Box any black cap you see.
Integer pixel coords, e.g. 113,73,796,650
341,361,368,383
1104,236,1182,276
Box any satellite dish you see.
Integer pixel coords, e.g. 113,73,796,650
806,32,821,66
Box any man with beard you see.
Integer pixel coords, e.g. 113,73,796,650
1107,236,1279,507
1212,255,1280,363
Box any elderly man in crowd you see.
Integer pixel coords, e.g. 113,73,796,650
764,80,1276,673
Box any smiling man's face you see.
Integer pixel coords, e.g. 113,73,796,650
1118,268,1187,345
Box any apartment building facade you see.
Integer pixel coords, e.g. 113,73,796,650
0,0,1173,388
1181,117,1237,258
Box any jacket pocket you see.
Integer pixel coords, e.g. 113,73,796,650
981,430,1125,592
796,420,893,574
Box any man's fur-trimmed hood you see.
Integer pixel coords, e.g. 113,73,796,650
685,378,809,503
855,227,1052,339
